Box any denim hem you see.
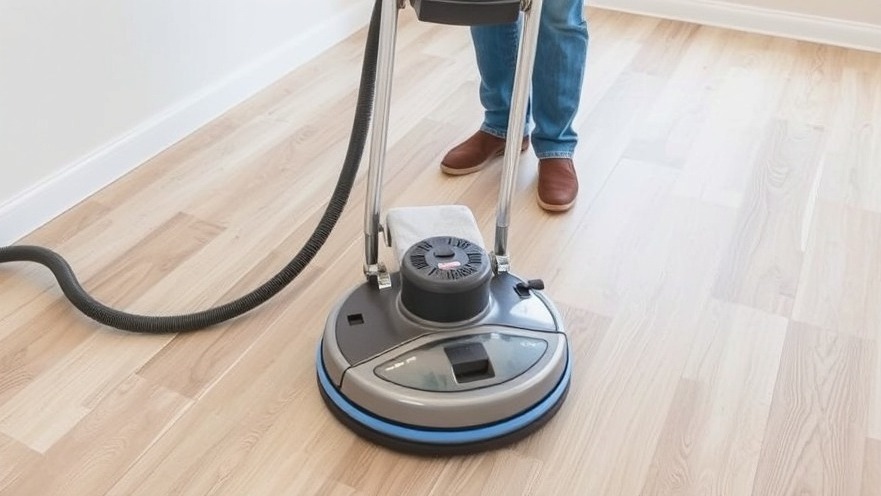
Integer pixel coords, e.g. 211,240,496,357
479,124,508,139
480,124,530,141
535,151,575,160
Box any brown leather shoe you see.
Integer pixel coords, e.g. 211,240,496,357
441,130,530,175
537,158,578,212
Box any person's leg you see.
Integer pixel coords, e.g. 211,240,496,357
440,3,589,213
440,20,530,175
530,0,588,159
472,20,525,139
531,0,588,211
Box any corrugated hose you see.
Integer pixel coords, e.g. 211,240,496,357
0,0,382,333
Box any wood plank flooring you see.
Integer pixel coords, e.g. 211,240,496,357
1,7,880,495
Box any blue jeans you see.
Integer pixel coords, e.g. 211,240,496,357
471,0,589,159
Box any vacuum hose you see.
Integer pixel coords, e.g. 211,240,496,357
0,1,382,333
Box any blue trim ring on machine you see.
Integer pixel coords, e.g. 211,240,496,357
316,344,571,445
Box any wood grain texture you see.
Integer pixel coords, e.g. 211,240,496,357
712,120,827,317
1,7,879,495
872,334,881,441
752,322,871,496
792,201,881,340
0,433,39,492
773,42,845,127
1,376,191,496
427,449,544,495
863,438,881,496
671,36,792,210
622,25,740,168
641,301,789,496
818,59,881,213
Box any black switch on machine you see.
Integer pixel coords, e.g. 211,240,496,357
409,0,522,26
444,342,494,383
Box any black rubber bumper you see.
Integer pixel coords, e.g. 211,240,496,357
316,348,571,456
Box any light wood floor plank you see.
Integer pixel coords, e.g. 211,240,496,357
670,36,792,209
640,301,789,496
819,62,881,213
134,254,325,399
0,213,222,451
550,158,680,313
538,304,703,495
752,322,871,496
547,192,741,494
573,70,668,211
427,449,544,496
628,20,701,77
712,120,827,317
621,25,736,168
872,334,881,441
0,331,175,453
863,438,881,496
0,301,96,407
575,13,661,121
106,251,363,495
0,433,39,492
792,201,881,340
1,375,191,496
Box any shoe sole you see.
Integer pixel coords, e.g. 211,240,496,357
440,160,492,176
537,196,576,212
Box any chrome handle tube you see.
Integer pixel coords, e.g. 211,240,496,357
364,0,400,273
493,0,543,262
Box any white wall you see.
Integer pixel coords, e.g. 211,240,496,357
592,0,881,53
727,0,881,25
0,0,371,244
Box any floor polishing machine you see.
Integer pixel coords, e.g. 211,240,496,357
0,0,570,456
317,0,570,454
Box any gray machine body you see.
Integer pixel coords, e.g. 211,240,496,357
321,271,568,428
318,0,562,447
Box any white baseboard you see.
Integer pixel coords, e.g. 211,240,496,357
590,0,881,53
0,3,372,246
